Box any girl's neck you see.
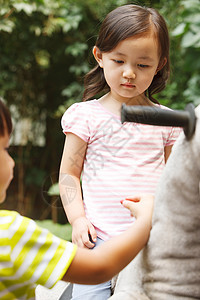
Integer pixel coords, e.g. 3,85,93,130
98,92,154,117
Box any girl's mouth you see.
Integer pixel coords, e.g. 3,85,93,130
121,83,135,88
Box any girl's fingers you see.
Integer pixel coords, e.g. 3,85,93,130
125,197,140,202
122,200,135,208
120,196,141,203
89,225,97,243
82,232,95,249
122,200,137,218
125,194,154,202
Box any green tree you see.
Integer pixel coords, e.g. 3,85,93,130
156,0,200,109
0,0,87,219
171,0,200,108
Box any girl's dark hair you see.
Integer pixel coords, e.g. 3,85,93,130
83,4,170,103
0,98,12,137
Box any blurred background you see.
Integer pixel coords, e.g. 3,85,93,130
0,0,199,232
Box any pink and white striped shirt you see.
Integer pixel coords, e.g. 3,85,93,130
61,99,181,241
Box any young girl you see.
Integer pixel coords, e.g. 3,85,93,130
59,4,181,299
0,98,154,300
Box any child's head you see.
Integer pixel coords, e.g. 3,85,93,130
0,98,14,203
0,98,12,137
83,4,169,103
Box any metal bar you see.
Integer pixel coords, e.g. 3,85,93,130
121,103,196,140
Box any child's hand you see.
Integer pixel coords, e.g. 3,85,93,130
122,194,154,225
71,217,97,249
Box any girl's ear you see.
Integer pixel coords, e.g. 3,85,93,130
93,46,103,68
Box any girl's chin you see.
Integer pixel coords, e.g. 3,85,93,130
0,191,6,204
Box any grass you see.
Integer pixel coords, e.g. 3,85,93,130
35,219,72,241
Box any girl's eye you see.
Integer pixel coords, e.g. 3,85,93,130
113,60,124,64
138,64,149,68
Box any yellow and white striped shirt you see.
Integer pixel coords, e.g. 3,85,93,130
0,210,77,300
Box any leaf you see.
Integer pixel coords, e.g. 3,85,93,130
0,19,15,33
65,42,88,57
183,74,200,105
35,50,50,68
13,3,36,15
48,183,59,196
181,0,200,10
185,13,200,24
172,23,186,37
181,31,200,48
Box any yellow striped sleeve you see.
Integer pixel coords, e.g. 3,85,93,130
0,210,77,299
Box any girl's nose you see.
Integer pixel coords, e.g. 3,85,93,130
123,68,136,79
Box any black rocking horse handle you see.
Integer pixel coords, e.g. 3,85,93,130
121,103,196,140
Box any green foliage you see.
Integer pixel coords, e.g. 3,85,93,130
36,219,72,240
169,0,200,108
0,0,85,117
48,182,59,196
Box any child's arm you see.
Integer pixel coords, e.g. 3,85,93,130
59,133,97,249
63,194,153,284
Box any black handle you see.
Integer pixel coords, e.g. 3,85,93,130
121,103,196,140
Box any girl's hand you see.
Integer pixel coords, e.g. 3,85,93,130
122,194,154,226
71,217,97,249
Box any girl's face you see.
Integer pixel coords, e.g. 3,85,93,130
94,33,163,103
0,133,15,203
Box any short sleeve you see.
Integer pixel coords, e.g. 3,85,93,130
158,105,183,147
61,102,91,143
0,210,77,298
164,126,182,146
34,230,77,289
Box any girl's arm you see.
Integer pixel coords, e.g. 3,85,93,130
59,133,97,248
63,194,153,284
